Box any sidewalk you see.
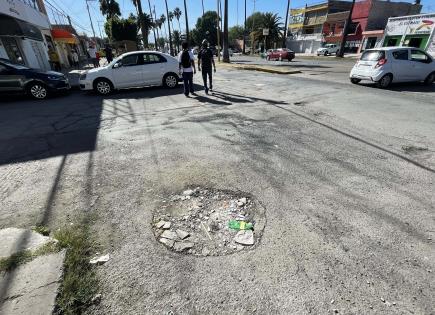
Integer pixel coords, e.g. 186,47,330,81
296,52,361,60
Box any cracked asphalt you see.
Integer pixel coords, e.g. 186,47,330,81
1,65,434,314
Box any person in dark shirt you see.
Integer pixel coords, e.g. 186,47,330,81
197,39,216,94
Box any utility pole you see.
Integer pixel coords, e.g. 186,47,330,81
183,0,190,44
85,0,98,48
242,0,246,54
337,0,356,58
217,0,221,62
202,0,205,16
165,0,173,56
283,0,290,48
223,0,229,62
148,0,158,50
97,21,104,40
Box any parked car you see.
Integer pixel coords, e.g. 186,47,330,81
79,51,181,95
316,44,339,56
266,48,295,61
349,47,435,88
0,58,70,100
220,48,233,57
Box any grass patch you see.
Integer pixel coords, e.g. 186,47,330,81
54,225,98,315
0,241,59,272
32,225,51,236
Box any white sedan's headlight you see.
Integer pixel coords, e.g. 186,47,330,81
80,73,87,80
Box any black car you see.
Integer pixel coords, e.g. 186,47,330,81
0,58,70,100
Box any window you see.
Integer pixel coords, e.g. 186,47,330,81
121,54,139,66
348,22,359,34
411,50,431,63
392,50,409,60
142,53,166,64
361,50,385,61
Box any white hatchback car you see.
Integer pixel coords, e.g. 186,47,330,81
350,47,435,88
80,51,181,95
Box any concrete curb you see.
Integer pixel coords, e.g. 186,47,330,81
218,63,302,75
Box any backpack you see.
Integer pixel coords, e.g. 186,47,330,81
181,50,191,68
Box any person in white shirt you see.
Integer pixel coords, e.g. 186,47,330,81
71,50,79,69
178,41,196,97
88,45,98,68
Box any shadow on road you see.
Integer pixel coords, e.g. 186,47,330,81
357,82,435,93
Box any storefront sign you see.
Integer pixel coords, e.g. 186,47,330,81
0,0,50,29
385,14,435,36
289,8,305,29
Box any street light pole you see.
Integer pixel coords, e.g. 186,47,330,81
283,0,290,48
337,0,356,58
183,0,190,44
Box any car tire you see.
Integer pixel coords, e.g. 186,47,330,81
163,73,179,89
350,78,361,84
93,78,113,95
288,58,293,62
27,82,49,100
424,72,435,85
376,74,393,89
324,51,328,56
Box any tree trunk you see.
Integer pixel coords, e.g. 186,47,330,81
282,0,290,48
183,0,190,44
222,0,230,62
136,0,148,47
147,0,158,50
165,0,173,56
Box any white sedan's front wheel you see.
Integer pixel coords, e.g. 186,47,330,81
94,79,112,95
163,73,178,89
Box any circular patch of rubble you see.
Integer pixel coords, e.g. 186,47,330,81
152,187,266,256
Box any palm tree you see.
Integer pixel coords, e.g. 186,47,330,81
99,0,121,19
183,0,189,43
173,7,182,33
261,13,283,49
222,0,229,62
168,11,175,33
147,0,158,50
132,0,149,47
172,30,181,53
160,14,168,40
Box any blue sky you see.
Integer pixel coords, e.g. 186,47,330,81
48,0,434,37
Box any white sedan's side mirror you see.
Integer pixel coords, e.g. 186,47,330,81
113,62,122,69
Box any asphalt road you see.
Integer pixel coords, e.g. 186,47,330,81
1,67,434,314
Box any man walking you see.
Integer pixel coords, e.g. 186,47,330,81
88,45,98,68
178,41,196,97
198,40,216,94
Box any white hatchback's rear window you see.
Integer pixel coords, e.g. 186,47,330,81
361,50,385,61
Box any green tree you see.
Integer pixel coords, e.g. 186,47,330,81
131,0,150,46
99,0,121,19
173,7,182,32
229,25,244,45
105,14,138,42
160,14,167,39
157,37,166,48
172,30,181,52
192,11,219,47
246,12,283,50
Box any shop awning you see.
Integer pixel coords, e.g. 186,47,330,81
51,28,78,44
0,14,43,41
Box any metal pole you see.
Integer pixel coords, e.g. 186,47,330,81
337,0,356,58
165,0,173,56
283,0,290,48
86,0,98,48
202,0,205,15
251,0,256,55
217,0,221,62
184,0,190,44
148,0,158,50
242,0,246,54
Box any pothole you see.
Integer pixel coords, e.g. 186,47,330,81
152,187,266,256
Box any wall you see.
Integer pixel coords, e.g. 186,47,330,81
286,38,322,53
0,0,50,29
367,0,422,31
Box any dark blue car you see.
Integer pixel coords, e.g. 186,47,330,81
0,58,70,100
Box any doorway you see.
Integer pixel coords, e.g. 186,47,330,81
0,37,25,65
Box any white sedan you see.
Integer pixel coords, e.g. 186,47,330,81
79,51,181,95
350,47,435,88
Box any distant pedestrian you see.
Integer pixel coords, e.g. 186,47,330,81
88,45,98,68
96,51,100,67
71,50,79,69
198,39,216,94
105,45,113,63
48,48,61,72
178,41,196,97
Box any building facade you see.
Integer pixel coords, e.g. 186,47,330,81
287,0,422,54
381,13,435,56
0,0,51,70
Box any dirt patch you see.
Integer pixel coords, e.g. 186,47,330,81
152,188,266,256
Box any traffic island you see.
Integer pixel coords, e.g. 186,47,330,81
219,62,302,75
152,187,266,256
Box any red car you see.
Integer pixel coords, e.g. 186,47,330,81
266,48,295,61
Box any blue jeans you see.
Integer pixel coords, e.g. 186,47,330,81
182,72,194,96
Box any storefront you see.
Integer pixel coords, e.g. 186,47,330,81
382,13,435,56
0,1,51,70
51,28,80,68
359,30,384,52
